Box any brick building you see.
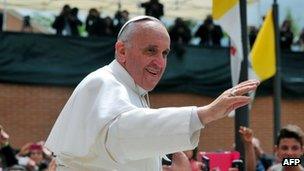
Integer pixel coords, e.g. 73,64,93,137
1,83,303,154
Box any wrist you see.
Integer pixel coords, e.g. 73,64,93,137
197,105,213,125
244,140,253,146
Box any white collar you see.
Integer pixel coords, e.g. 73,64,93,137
108,60,148,96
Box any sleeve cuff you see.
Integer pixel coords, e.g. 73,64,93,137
190,107,204,132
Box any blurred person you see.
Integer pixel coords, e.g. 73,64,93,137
45,15,259,170
101,16,116,37
52,4,71,35
195,15,223,47
252,137,275,170
297,28,304,51
0,11,3,31
21,15,33,33
28,144,48,170
114,10,130,33
85,8,103,37
139,0,164,19
16,143,50,171
0,124,18,169
7,164,27,171
169,17,192,44
169,17,192,57
268,124,304,171
162,152,192,171
239,126,275,171
183,148,202,171
280,19,294,51
239,126,257,171
52,5,82,36
69,7,82,36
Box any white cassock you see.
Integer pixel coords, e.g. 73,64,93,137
45,59,204,171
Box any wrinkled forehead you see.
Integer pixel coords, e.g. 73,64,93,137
117,15,166,40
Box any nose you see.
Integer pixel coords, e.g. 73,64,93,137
285,149,295,158
153,54,166,68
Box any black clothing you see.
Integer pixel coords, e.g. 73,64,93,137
195,24,223,47
140,1,164,19
0,145,18,168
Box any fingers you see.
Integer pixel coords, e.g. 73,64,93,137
225,80,259,98
232,101,251,110
239,126,253,137
239,126,254,143
239,126,247,134
227,96,251,104
237,84,257,95
236,79,260,87
224,96,251,113
233,79,260,91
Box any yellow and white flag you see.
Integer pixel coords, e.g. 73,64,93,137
250,9,276,81
213,0,242,117
213,0,243,86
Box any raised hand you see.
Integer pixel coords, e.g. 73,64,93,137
197,79,260,125
239,126,253,143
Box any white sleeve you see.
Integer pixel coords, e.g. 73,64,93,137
190,107,204,131
105,106,203,163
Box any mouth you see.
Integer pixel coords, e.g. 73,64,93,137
146,68,159,77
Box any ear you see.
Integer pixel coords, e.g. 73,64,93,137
115,41,126,64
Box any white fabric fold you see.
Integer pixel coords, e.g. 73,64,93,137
45,59,203,171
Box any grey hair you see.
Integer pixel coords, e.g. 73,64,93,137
117,15,164,42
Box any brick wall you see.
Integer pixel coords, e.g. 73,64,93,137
0,83,303,154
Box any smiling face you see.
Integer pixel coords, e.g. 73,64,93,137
275,138,304,161
115,19,170,91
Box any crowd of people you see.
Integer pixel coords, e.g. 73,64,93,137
0,125,55,171
248,18,304,51
1,0,304,51
48,3,225,48
47,1,304,51
2,122,302,171
160,124,304,171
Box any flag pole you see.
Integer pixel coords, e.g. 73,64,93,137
2,0,7,31
272,0,282,145
235,0,249,159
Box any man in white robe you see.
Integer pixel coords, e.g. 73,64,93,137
45,16,259,171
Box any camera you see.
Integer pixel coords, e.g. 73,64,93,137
201,155,210,171
231,159,244,171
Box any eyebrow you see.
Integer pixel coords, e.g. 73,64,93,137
144,45,170,52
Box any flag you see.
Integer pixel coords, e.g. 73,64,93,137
213,0,243,117
251,9,276,81
213,0,243,86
